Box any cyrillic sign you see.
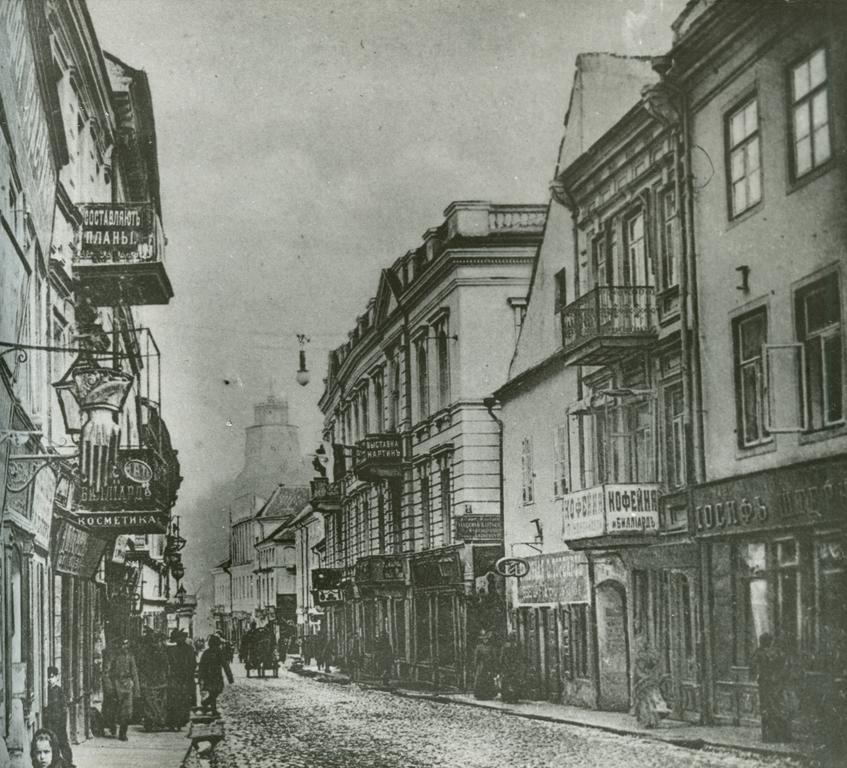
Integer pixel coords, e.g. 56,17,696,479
78,203,160,265
562,483,660,541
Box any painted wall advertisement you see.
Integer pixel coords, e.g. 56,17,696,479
562,484,660,540
517,551,590,605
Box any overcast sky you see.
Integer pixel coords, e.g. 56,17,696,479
86,0,681,584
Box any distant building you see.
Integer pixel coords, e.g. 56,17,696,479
224,395,309,643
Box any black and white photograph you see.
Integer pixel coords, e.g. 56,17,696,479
0,0,844,766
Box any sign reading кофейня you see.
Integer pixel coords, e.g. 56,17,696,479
562,483,660,541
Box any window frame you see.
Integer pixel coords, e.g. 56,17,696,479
725,93,763,219
733,308,772,448
659,186,679,290
415,337,429,421
788,45,833,181
520,436,534,504
624,209,647,286
553,423,568,497
795,275,844,431
663,381,686,489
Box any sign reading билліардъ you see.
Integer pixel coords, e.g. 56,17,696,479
562,483,660,541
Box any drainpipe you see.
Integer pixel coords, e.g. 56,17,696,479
483,396,507,643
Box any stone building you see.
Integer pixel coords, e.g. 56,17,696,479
314,201,544,687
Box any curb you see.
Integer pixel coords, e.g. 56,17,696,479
390,688,816,765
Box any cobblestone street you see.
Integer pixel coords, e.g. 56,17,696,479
210,671,809,768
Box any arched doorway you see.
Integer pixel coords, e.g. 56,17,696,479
595,580,630,711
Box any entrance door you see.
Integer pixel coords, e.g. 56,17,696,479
595,581,630,711
669,572,701,721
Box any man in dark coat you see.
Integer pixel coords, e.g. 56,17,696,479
43,666,73,764
166,629,196,729
198,634,234,717
108,640,140,741
751,632,791,742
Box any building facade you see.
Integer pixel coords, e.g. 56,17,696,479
0,2,180,760
315,201,544,687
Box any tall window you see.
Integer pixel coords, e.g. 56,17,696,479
438,454,452,545
625,212,647,285
734,309,770,447
416,338,429,421
554,269,567,311
727,96,761,217
418,463,431,549
553,424,568,497
372,370,384,433
791,47,831,178
520,437,534,504
377,485,386,552
436,324,451,411
664,384,686,489
592,233,609,288
389,352,400,431
360,387,369,436
796,277,843,429
660,188,678,289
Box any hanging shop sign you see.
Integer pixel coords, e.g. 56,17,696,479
312,588,342,606
411,550,463,587
692,456,847,537
455,514,503,542
562,483,660,541
32,468,56,551
312,568,342,590
79,448,176,512
53,520,109,578
494,557,530,578
75,511,169,534
78,203,160,265
353,435,404,481
516,551,590,604
354,555,406,584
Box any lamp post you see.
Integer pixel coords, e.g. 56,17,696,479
296,334,310,387
175,584,186,633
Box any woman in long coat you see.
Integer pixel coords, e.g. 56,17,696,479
166,629,197,729
198,634,234,716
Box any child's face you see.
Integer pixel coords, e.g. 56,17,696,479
34,738,52,768
48,672,59,686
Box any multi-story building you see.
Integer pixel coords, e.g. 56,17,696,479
293,496,325,646
0,1,179,758
225,395,308,643
498,50,702,717
666,0,847,737
315,201,544,687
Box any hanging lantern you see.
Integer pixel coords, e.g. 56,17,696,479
53,354,134,490
295,334,310,387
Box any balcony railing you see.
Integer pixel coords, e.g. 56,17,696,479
75,202,173,305
560,285,657,365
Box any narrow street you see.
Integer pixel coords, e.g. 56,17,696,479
210,670,807,768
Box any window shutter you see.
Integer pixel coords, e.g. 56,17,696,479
765,343,806,432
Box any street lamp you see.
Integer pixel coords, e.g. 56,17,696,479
295,334,310,387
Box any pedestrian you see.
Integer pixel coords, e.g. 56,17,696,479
633,643,669,728
472,630,498,700
139,631,170,731
108,639,140,741
30,728,70,768
240,622,257,677
346,633,362,683
166,629,196,730
198,634,234,717
751,633,791,742
498,633,525,703
374,631,394,686
42,666,73,765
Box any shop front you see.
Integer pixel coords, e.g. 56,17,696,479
694,457,847,739
512,551,593,706
410,546,465,688
563,482,701,718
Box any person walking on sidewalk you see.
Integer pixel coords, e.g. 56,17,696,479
43,666,73,765
751,633,791,742
346,633,362,683
30,728,70,768
374,631,394,686
472,630,498,700
166,629,196,729
108,639,140,741
498,633,525,704
198,634,234,717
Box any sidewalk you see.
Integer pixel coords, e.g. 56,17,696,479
290,660,820,763
72,725,188,768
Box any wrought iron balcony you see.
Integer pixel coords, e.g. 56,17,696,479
353,434,404,482
75,202,173,306
560,285,657,365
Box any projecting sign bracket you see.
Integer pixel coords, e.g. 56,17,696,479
6,453,78,493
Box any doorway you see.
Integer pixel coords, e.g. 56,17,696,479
595,580,630,711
